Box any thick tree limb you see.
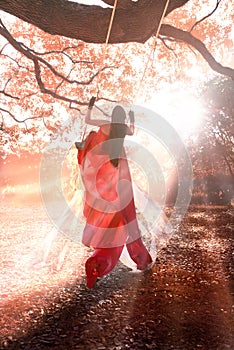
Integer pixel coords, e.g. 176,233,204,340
0,0,188,43
0,0,233,80
160,25,234,79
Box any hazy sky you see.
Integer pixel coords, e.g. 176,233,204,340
71,0,110,7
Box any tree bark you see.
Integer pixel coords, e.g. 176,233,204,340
160,25,234,79
0,0,188,43
0,0,233,79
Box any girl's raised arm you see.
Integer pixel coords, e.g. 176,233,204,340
85,97,109,127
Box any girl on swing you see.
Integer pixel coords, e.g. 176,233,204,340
77,97,152,288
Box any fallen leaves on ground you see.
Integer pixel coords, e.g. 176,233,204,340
0,204,233,349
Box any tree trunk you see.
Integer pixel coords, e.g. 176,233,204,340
0,0,234,79
0,0,188,43
223,155,234,179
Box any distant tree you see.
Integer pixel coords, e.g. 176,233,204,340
199,77,234,177
188,77,234,204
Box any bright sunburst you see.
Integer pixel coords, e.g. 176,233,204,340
143,87,205,138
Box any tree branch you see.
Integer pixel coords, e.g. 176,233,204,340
0,105,59,128
0,22,88,107
159,36,179,60
190,0,222,33
0,0,189,43
0,0,233,81
19,42,100,86
0,20,123,107
25,45,94,66
160,24,234,79
1,49,33,72
0,78,20,99
0,107,28,129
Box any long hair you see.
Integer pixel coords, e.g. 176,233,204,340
108,106,127,167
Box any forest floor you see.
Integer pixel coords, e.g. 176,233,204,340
0,204,233,350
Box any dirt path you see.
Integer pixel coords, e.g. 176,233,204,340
1,205,233,349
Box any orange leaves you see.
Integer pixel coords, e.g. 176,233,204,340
1,0,233,155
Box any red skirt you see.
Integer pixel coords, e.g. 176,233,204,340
78,128,152,288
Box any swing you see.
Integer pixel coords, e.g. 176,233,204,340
35,1,171,273
75,0,118,150
75,0,170,152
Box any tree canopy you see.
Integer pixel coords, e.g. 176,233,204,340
193,77,234,178
0,0,233,154
1,0,233,76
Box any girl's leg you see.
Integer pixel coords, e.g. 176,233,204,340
85,245,124,289
126,237,152,270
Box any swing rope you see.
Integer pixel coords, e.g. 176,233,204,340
96,0,118,97
132,0,170,105
81,0,118,141
82,0,169,140
105,0,118,45
155,0,170,41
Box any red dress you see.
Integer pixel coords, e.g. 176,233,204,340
78,127,152,288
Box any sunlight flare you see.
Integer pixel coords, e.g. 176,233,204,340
144,88,205,137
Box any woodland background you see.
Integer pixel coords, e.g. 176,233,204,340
0,0,233,206
0,1,234,349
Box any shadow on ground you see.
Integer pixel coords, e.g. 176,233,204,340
1,206,234,350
